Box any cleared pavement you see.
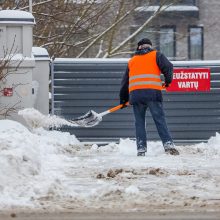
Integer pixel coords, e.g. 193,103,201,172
0,212,220,220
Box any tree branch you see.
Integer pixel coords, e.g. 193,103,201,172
76,6,135,58
103,4,171,58
16,0,54,10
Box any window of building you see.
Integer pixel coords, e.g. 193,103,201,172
175,0,196,5
134,26,176,60
159,27,175,59
188,26,203,60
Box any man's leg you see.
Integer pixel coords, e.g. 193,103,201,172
148,101,179,155
133,104,147,156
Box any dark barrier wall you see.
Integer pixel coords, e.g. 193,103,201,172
52,59,220,143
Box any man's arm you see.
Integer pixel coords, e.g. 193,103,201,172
119,66,129,104
156,52,173,85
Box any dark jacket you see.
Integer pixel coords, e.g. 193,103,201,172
120,48,173,104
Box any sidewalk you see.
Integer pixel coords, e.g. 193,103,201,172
1,212,220,220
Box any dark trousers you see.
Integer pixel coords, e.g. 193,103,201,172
133,101,173,152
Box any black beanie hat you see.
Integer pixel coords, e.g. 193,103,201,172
137,38,152,47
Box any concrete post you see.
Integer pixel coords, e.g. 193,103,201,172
0,10,35,123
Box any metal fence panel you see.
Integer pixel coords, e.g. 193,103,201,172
52,59,220,143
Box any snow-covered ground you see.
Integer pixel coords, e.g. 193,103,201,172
0,110,220,213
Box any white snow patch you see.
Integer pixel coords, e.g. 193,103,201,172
136,5,199,12
3,53,35,62
32,47,49,57
0,10,34,19
55,58,129,63
125,185,139,195
117,138,136,155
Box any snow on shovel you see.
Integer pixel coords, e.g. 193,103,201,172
69,102,129,127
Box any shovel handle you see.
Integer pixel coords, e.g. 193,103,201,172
109,102,129,113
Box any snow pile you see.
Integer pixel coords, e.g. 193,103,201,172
0,119,81,208
174,133,220,158
18,108,76,129
206,132,220,156
88,139,163,156
0,120,40,181
89,136,220,158
0,118,220,212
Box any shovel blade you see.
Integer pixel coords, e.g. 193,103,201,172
69,110,102,127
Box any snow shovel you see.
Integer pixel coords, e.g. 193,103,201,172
69,102,129,127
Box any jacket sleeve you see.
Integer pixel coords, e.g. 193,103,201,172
156,52,173,84
119,66,129,103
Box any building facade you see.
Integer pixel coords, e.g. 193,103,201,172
132,0,220,61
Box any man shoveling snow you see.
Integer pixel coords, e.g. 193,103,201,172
119,38,179,156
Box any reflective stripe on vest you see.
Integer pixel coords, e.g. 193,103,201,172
128,51,162,92
129,73,161,81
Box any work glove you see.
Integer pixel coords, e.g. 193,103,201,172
120,99,128,109
162,82,170,88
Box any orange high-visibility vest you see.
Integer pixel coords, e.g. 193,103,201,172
128,51,162,93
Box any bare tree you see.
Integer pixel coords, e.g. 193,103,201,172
1,0,180,58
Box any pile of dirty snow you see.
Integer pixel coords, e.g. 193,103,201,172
0,115,220,212
0,119,81,208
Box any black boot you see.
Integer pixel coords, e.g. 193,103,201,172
164,141,179,155
137,152,145,156
165,148,179,155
